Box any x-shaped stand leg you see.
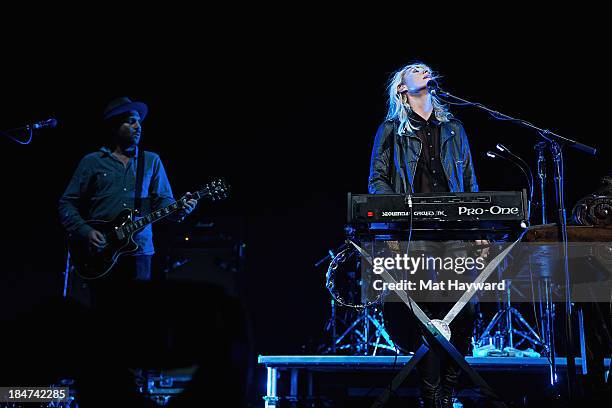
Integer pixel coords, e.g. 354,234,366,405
349,239,522,408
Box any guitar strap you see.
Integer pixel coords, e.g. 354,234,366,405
134,150,145,216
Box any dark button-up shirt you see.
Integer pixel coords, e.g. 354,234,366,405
410,110,449,193
58,147,175,255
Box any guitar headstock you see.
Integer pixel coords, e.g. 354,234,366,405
196,178,230,201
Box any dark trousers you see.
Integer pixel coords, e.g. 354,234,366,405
109,253,153,281
89,254,153,310
384,300,475,402
383,241,477,402
76,255,157,406
417,302,475,400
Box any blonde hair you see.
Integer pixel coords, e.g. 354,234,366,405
385,62,452,135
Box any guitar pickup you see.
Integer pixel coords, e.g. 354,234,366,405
115,227,125,240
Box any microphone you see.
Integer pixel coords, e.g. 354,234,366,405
426,79,441,95
406,79,441,95
31,118,58,130
488,147,533,192
495,143,534,189
495,143,512,155
486,149,534,221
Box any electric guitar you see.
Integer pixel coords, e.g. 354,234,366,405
69,178,229,280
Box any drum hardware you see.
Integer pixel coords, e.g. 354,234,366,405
317,240,397,355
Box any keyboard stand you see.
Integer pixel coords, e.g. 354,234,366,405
349,238,522,408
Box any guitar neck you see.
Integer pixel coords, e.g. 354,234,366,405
130,201,183,232
128,188,209,232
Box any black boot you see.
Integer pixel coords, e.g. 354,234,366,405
419,396,438,408
419,381,440,408
440,350,462,408
438,384,454,408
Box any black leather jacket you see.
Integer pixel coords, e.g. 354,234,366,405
368,119,479,194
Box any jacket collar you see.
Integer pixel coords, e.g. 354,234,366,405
100,146,140,158
392,116,457,146
399,119,457,146
440,121,457,146
408,109,441,127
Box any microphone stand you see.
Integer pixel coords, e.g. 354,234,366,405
432,89,596,156
532,140,558,386
1,125,34,145
2,119,57,145
535,142,548,225
434,87,598,400
550,140,576,395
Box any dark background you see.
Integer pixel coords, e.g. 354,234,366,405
1,18,608,402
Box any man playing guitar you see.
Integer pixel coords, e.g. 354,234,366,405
58,97,198,285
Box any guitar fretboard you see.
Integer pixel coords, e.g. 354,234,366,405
123,201,182,234
118,179,227,236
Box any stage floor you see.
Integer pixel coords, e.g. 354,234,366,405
258,355,611,407
259,354,600,371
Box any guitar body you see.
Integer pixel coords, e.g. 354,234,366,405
67,178,229,280
69,208,139,279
